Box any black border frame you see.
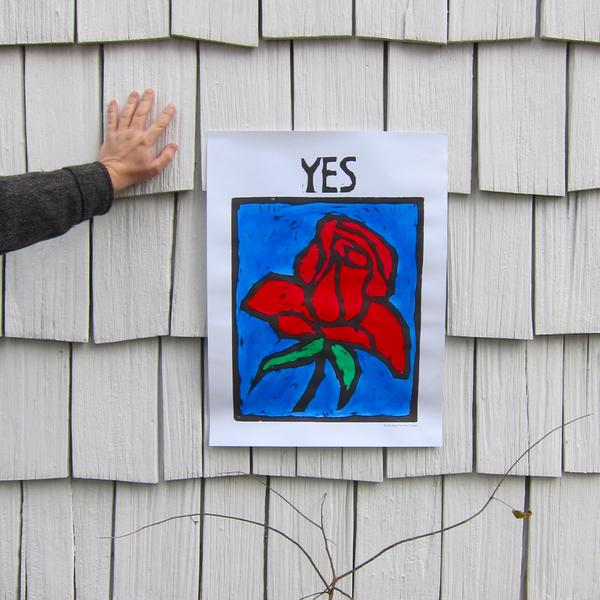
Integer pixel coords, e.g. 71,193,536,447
231,197,424,423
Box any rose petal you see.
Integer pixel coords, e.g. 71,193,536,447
319,219,337,252
333,227,389,297
340,220,394,281
311,265,340,323
347,248,368,267
276,315,317,336
359,301,410,377
322,325,371,349
295,242,321,284
243,276,311,319
294,217,395,302
339,262,368,320
294,219,338,284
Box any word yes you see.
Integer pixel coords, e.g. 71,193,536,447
301,156,357,193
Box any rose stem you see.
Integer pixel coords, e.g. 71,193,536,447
292,357,326,413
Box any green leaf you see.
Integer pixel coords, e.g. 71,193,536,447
260,338,325,373
330,344,358,391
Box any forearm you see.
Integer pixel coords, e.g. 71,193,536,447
0,162,113,254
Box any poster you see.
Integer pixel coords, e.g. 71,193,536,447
207,132,447,447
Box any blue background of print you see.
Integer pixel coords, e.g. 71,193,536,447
234,200,421,419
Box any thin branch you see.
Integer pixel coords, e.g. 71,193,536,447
270,483,331,536
320,494,336,580
105,511,328,588
334,413,592,584
492,497,515,511
219,471,329,534
105,413,591,600
298,592,326,600
486,414,591,502
331,586,352,599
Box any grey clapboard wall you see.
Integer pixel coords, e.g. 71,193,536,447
1,1,600,598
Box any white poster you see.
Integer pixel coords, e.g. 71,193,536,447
207,132,447,447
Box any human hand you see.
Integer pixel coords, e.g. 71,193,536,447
98,89,177,193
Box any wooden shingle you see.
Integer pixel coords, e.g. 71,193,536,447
202,477,264,598
476,337,563,477
0,47,26,339
535,192,600,334
252,447,297,478
528,474,600,598
267,478,353,598
568,44,600,192
356,0,447,44
0,482,21,599
170,190,207,337
77,0,169,42
563,335,600,473
92,193,174,343
341,448,384,482
447,191,533,339
294,38,383,131
113,480,202,598
449,0,537,42
478,40,566,196
199,40,291,189
172,0,258,47
161,336,204,480
0,339,69,480
387,43,473,194
21,480,75,600
0,47,25,177
5,45,100,342
442,474,525,599
542,0,600,42
71,339,160,482
354,477,442,598
262,0,352,39
72,480,113,600
0,0,73,45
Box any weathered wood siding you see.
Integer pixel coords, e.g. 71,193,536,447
1,2,599,597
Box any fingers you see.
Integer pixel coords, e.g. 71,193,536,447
150,143,178,175
147,103,176,143
106,100,118,132
118,91,140,129
131,88,155,130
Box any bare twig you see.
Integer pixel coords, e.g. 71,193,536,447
331,586,352,599
334,413,592,585
105,511,328,588
108,413,591,600
298,592,326,600
220,471,330,535
319,494,336,580
492,497,515,511
268,482,333,539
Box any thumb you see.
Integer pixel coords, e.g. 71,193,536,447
151,143,178,175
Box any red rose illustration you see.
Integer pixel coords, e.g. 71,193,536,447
242,214,410,412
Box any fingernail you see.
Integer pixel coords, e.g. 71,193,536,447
168,103,176,110
145,88,154,95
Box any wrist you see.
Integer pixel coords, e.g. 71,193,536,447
99,160,126,193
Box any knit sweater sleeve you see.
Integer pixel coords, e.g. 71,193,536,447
0,162,114,254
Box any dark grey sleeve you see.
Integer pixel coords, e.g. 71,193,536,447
0,161,114,254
